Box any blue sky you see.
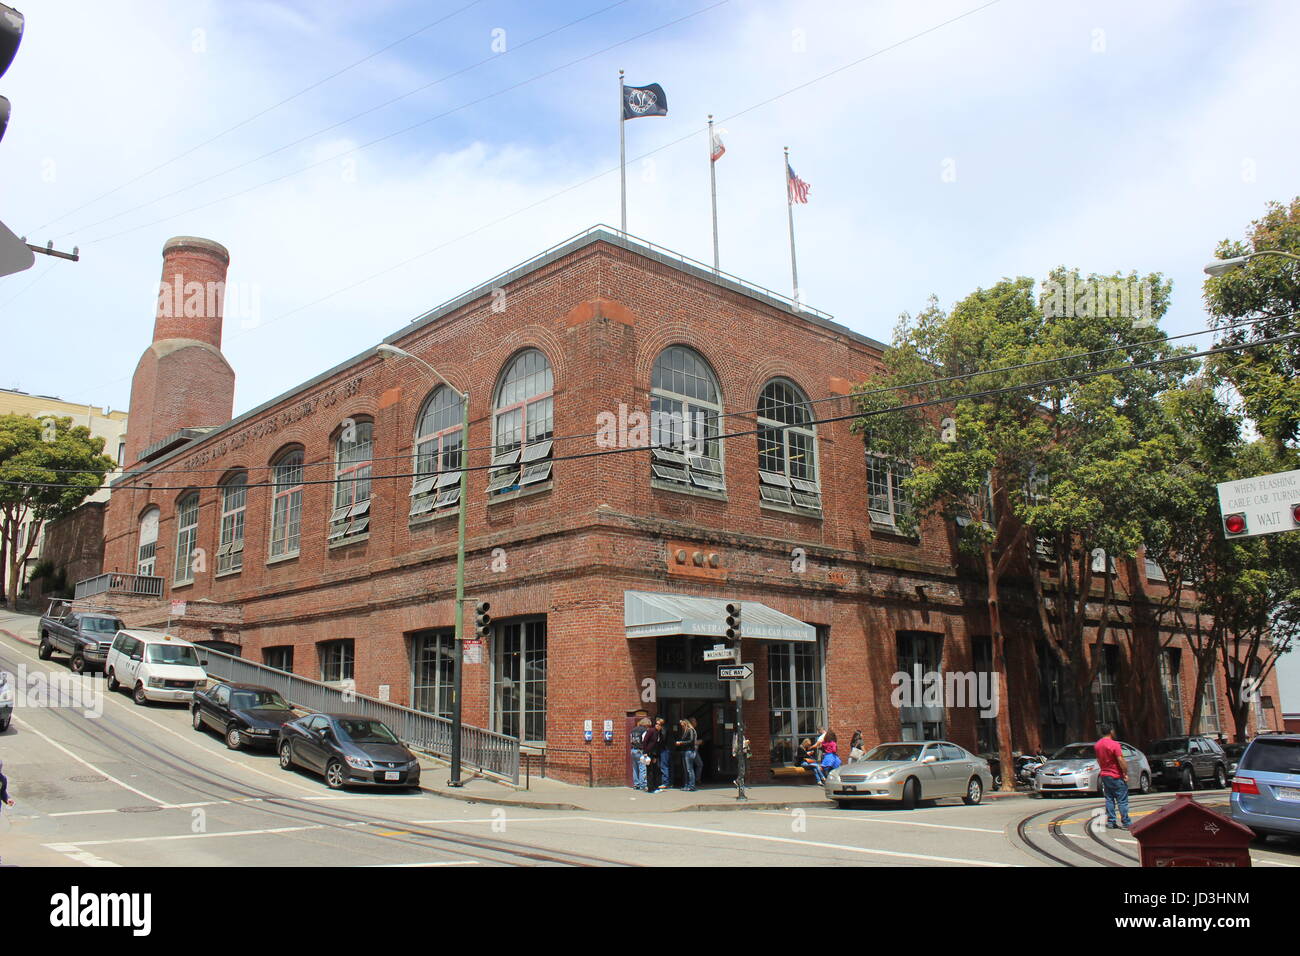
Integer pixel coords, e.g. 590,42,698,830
3,1,1299,697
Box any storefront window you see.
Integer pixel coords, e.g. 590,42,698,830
768,633,825,765
493,618,547,744
898,631,944,740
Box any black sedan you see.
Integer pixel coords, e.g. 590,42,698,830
192,682,298,750
277,713,422,791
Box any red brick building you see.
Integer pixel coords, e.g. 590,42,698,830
101,228,1284,784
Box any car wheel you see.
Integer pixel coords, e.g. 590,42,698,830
963,776,983,806
192,707,205,731
901,777,920,810
0,716,9,733
1139,772,1152,795
37,637,52,660
1181,767,1195,791
70,653,87,674
106,669,119,692
225,724,244,751
1213,765,1227,789
132,683,148,706
325,759,347,790
278,741,295,771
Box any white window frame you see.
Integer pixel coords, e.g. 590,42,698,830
410,387,465,519
319,639,355,684
137,506,159,577
489,350,554,495
173,494,199,585
649,346,725,494
491,617,547,745
758,378,820,512
217,474,247,574
269,450,304,559
867,454,912,530
331,420,373,542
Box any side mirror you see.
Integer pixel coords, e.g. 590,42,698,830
922,754,937,764
200,659,209,667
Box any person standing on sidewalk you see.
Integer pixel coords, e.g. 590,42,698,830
676,718,699,791
1095,724,1131,830
642,717,663,792
656,716,677,792
630,717,652,791
0,759,13,812
688,716,704,783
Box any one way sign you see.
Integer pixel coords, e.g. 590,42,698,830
717,663,753,681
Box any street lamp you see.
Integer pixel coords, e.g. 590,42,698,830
375,342,472,788
1203,250,1300,277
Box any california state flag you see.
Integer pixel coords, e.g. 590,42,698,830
710,127,725,162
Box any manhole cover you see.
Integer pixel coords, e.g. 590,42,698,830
117,805,163,813
68,775,108,783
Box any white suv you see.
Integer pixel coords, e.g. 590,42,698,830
105,629,209,705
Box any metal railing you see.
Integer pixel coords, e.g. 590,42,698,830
74,572,164,600
197,646,521,784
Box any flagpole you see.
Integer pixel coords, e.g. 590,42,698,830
708,115,720,272
619,69,627,235
785,146,800,308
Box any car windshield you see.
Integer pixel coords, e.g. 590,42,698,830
82,617,123,633
336,719,399,745
1148,738,1186,755
863,744,923,762
1051,744,1097,760
146,644,200,666
1239,739,1300,775
231,690,291,711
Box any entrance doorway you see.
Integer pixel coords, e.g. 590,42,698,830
654,635,739,784
655,698,738,783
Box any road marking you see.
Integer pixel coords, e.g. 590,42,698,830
758,811,1002,834
44,843,122,867
47,808,123,818
580,816,1020,866
45,821,368,847
13,715,169,806
364,860,481,867
410,817,589,825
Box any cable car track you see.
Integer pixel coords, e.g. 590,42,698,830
1014,793,1173,867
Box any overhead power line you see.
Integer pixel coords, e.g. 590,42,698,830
5,328,1295,493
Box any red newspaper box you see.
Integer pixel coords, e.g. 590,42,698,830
1129,794,1254,867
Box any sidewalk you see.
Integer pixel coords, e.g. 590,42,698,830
416,766,1030,813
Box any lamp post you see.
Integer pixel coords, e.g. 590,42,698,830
1203,250,1300,276
376,343,471,787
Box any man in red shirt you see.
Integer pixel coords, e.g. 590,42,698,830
1095,724,1131,829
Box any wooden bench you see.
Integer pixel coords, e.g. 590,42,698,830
772,765,818,783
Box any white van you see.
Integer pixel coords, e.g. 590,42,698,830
105,629,209,705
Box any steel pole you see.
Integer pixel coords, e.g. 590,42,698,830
448,389,470,787
708,115,720,271
619,70,627,234
785,147,799,308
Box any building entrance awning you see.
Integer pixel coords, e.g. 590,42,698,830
623,590,816,642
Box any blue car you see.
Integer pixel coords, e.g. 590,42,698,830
1230,734,1300,841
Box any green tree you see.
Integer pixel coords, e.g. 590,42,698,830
1203,197,1300,453
0,414,114,610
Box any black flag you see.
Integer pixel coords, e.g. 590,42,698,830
622,82,667,120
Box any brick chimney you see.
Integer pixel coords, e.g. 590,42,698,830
124,236,236,464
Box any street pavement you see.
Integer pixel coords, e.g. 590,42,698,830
3,610,1298,868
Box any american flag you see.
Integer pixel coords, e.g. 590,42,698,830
786,163,810,204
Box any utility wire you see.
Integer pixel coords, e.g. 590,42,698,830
6,329,1295,492
34,0,491,233
20,308,1296,477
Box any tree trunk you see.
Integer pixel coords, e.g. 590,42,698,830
983,543,1016,791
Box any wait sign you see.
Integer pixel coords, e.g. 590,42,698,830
1216,468,1300,539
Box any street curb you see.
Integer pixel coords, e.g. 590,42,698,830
418,786,585,812
0,627,37,647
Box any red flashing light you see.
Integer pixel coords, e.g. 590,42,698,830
1292,503,1300,526
1224,513,1247,536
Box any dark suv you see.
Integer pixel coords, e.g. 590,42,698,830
1146,734,1229,791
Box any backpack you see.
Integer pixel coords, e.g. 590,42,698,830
630,726,647,749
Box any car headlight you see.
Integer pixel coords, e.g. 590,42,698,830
344,754,373,770
147,677,165,688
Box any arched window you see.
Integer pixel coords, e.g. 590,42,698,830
331,420,373,542
174,493,199,584
138,507,159,577
488,349,554,494
410,386,465,518
649,345,724,492
217,473,247,573
269,448,304,558
757,378,820,511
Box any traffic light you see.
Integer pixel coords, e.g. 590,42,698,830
0,4,23,146
1223,513,1248,537
474,601,491,638
725,601,742,641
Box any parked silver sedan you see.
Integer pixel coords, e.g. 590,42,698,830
825,740,993,809
1034,741,1153,796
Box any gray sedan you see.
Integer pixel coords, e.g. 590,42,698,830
825,741,994,809
1033,741,1152,796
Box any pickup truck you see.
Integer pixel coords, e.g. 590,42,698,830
38,600,126,674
